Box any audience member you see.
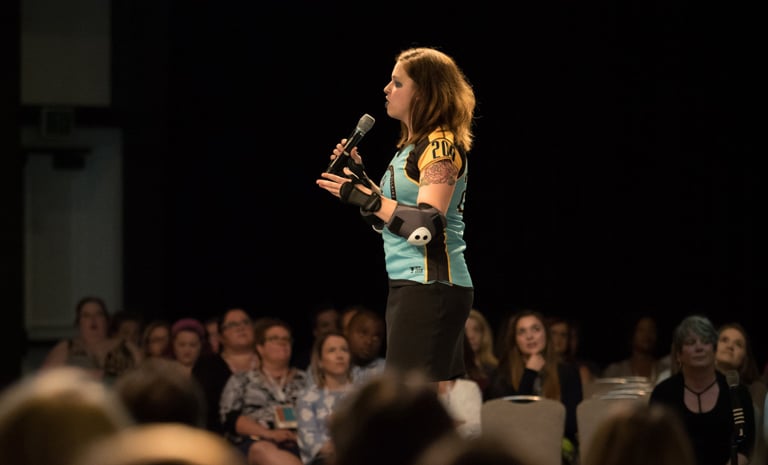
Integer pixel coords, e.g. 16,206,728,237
546,315,595,387
72,423,247,465
414,435,530,465
219,317,308,465
205,316,222,354
171,317,207,376
113,357,206,427
192,307,259,434
297,331,354,465
485,309,583,462
715,321,767,465
581,402,695,465
464,308,498,392
602,314,670,385
41,295,142,384
650,314,755,465
329,369,458,465
293,303,341,372
437,370,482,438
140,319,172,359
345,307,386,385
0,366,133,465
109,309,144,347
568,318,602,381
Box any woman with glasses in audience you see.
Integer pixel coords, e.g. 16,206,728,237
192,307,259,434
220,317,308,465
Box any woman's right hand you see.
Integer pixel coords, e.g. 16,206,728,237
267,428,297,443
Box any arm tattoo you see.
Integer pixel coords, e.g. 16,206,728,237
420,159,457,187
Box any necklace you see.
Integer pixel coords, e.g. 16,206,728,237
684,378,717,412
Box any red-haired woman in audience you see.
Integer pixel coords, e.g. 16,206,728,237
171,317,207,376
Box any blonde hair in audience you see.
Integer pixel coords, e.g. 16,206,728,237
0,366,133,465
310,330,353,388
468,308,498,368
581,403,695,465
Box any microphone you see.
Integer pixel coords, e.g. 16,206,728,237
725,370,745,442
325,113,375,176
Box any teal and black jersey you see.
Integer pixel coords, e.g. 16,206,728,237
378,128,472,287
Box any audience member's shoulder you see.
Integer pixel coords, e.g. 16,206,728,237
72,423,246,465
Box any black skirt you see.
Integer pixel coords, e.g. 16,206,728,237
385,280,473,381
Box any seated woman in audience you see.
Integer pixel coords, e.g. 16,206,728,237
485,309,583,462
464,308,498,392
581,402,695,465
546,315,595,387
297,330,354,465
219,317,309,465
171,317,206,376
205,316,222,354
650,315,755,465
715,321,767,465
192,307,260,434
602,314,670,385
41,296,142,384
141,319,172,359
108,309,144,347
0,366,134,465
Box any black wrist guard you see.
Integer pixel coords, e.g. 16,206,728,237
339,182,382,212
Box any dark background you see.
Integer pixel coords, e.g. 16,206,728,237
5,1,765,379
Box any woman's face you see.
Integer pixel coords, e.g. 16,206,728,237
173,330,202,367
384,61,416,125
716,327,746,370
78,301,108,339
319,334,350,378
549,322,569,356
257,325,292,365
465,317,483,353
515,315,546,356
219,309,255,351
146,325,170,357
677,332,716,368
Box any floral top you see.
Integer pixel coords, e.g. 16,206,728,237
296,385,354,463
219,367,308,444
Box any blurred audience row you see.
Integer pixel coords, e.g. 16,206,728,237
3,295,766,465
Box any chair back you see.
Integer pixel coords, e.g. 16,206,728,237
481,396,566,465
583,376,652,399
576,396,647,464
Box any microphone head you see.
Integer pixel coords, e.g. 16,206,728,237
725,370,740,387
357,114,375,134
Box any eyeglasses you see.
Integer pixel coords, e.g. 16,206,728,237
265,335,292,344
221,319,252,331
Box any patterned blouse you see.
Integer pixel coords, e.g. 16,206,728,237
219,367,309,444
296,385,354,464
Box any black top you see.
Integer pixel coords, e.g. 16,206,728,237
650,371,755,465
485,361,583,444
191,352,232,434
